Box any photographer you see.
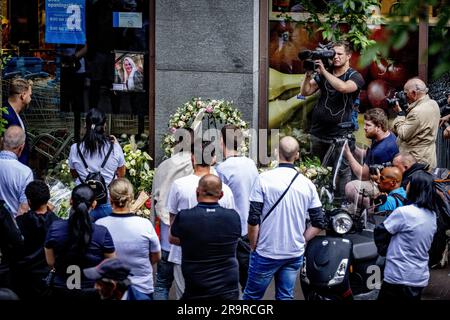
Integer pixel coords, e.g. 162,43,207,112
300,40,365,198
343,108,399,208
392,78,440,169
439,92,450,139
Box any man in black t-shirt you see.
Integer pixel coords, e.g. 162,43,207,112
300,40,365,198
170,175,241,300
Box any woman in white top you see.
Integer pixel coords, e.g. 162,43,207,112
96,178,161,300
68,108,126,221
375,170,437,300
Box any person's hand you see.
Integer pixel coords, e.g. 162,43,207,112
314,59,325,74
370,168,381,184
47,203,55,212
392,101,402,114
440,114,450,126
444,126,450,139
110,135,118,144
343,142,351,157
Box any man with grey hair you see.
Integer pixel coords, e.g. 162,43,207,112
243,136,325,300
392,78,440,168
0,126,33,216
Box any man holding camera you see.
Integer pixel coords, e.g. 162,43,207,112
392,78,440,169
300,40,365,198
439,92,450,140
343,108,399,208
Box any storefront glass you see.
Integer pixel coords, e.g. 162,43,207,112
2,0,149,171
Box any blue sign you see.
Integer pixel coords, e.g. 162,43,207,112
45,0,86,45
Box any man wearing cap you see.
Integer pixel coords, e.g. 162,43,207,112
84,258,132,300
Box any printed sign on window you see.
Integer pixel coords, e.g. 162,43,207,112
45,0,86,44
112,12,143,29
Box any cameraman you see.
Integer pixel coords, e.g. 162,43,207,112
300,40,365,198
392,78,440,169
439,92,450,139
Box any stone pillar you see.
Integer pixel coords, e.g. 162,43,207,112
154,0,259,164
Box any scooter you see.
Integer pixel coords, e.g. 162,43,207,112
300,194,387,300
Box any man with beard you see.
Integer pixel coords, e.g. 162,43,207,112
343,108,399,208
3,78,33,165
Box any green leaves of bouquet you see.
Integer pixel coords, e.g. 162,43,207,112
122,135,154,192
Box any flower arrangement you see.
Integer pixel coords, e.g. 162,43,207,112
121,135,154,193
121,135,154,218
46,159,75,218
162,98,249,158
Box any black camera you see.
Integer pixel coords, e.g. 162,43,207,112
298,43,336,72
436,90,449,110
368,162,392,176
386,91,409,114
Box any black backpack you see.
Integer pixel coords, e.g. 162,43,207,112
77,143,114,205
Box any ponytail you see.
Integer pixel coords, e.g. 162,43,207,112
62,184,95,266
82,108,109,156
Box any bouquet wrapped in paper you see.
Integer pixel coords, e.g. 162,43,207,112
46,177,72,219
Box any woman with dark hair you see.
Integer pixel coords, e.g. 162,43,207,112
44,184,116,299
68,108,126,221
375,171,437,300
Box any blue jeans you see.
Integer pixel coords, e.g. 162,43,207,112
90,203,112,222
153,250,174,300
127,286,154,300
242,251,303,300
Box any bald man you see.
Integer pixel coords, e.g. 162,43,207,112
392,152,428,189
375,167,407,212
243,136,325,300
392,78,440,168
169,174,241,300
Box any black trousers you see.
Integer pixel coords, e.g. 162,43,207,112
236,235,251,291
377,281,424,300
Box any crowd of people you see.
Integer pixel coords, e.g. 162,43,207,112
0,39,450,301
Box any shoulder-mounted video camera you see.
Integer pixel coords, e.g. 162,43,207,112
298,43,336,72
386,91,408,114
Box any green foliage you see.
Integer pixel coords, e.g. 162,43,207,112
290,0,380,52
121,135,154,193
0,107,8,136
360,0,450,79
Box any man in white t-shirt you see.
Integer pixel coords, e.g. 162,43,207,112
243,136,325,300
167,140,235,298
216,124,259,290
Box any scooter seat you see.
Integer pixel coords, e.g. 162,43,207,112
352,241,378,260
345,232,378,261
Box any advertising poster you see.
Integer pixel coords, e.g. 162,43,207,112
45,0,86,44
268,19,418,148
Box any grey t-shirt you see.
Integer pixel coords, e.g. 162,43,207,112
69,142,125,185
96,214,161,294
383,204,437,287
216,156,259,236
